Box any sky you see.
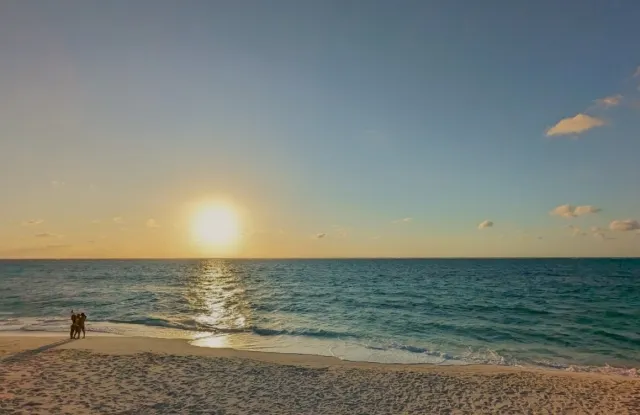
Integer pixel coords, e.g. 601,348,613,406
1,0,640,258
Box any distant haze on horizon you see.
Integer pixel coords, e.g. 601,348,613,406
2,1,640,259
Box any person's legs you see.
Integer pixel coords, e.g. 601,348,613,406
81,325,85,339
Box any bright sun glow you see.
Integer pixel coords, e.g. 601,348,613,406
192,203,240,248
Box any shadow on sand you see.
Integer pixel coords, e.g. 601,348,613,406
0,339,74,364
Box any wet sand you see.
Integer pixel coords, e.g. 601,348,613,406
1,335,639,414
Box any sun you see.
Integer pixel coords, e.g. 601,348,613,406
191,203,240,248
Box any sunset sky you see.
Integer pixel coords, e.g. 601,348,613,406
2,1,640,258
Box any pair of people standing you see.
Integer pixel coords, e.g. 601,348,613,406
70,310,86,339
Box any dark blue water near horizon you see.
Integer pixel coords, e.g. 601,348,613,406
1,258,639,375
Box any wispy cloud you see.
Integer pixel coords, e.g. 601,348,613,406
594,95,623,108
392,217,413,224
609,219,640,232
566,225,586,237
35,232,61,238
112,217,124,224
51,180,65,188
478,220,493,230
91,219,101,224
146,218,160,228
634,66,640,78
550,204,601,218
545,114,605,137
589,227,613,240
574,205,601,216
22,219,44,226
315,233,326,239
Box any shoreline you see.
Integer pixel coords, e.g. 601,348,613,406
1,330,638,378
1,335,639,413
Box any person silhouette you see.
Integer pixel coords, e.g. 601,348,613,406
70,310,78,339
77,312,87,339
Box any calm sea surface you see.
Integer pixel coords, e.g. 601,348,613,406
1,259,639,375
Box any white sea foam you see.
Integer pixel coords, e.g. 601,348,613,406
1,316,637,377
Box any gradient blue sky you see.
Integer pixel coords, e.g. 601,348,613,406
1,0,640,258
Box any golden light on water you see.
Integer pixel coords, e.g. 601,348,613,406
191,202,241,252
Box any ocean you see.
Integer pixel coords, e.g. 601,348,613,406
1,258,639,376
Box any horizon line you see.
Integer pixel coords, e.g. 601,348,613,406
1,256,639,261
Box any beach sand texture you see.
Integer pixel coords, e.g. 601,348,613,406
1,336,639,414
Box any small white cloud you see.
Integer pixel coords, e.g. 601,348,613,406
545,114,605,137
146,218,160,228
595,95,623,108
551,204,575,218
22,219,44,226
634,66,640,78
478,220,493,230
550,204,601,218
392,217,413,224
315,233,326,239
609,219,640,232
113,217,124,224
51,180,65,188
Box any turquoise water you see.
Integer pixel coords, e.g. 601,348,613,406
1,259,639,375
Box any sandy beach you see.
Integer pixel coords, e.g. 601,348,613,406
0,335,637,414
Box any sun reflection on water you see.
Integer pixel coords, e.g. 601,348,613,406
185,260,251,334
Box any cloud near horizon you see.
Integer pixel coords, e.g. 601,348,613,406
566,225,586,237
315,233,326,239
478,220,493,230
545,114,605,137
393,217,413,224
550,204,601,218
112,217,124,224
146,218,160,228
35,233,60,238
22,219,44,226
609,219,640,231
